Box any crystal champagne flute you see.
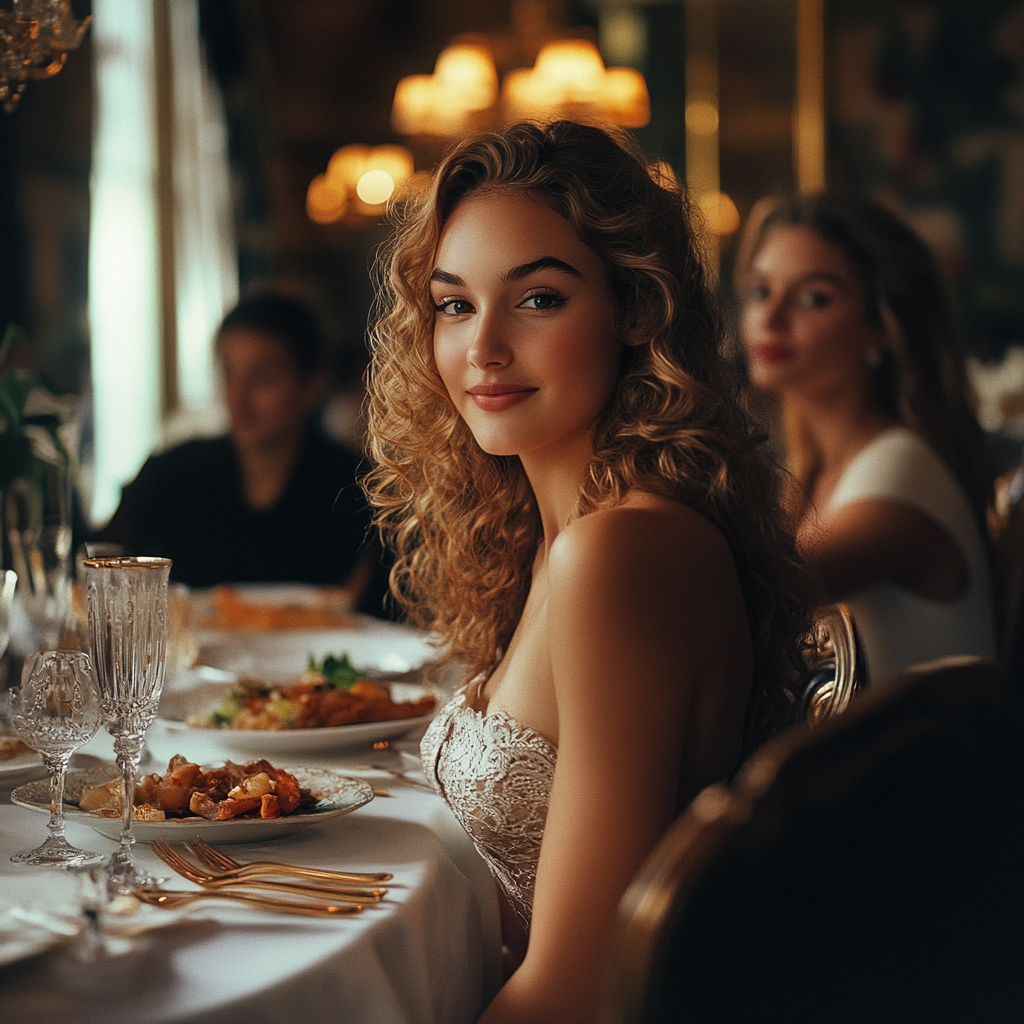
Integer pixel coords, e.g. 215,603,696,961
83,555,171,890
9,650,101,866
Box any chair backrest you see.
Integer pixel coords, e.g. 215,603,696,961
602,656,1024,1024
993,472,1024,686
789,602,868,728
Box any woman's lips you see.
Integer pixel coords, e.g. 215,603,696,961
466,384,537,411
749,343,792,365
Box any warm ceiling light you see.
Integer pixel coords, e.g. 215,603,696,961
308,144,414,225
306,174,348,225
434,44,499,110
327,145,372,187
533,39,605,99
391,43,498,137
697,191,741,236
356,169,396,206
685,98,719,136
600,67,650,128
501,38,650,127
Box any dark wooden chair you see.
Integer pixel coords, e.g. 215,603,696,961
602,656,1024,1024
993,467,1024,687
789,602,868,728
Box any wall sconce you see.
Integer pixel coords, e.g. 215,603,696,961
307,144,415,226
391,36,650,139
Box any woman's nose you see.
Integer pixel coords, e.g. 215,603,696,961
467,313,512,369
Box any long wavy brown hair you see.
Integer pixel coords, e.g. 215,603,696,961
365,120,812,743
737,193,995,532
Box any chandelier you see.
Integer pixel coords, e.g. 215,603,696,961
0,0,91,114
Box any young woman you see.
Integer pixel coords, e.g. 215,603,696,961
364,121,810,1023
739,194,996,685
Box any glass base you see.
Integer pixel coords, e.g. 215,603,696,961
10,834,101,867
103,846,160,894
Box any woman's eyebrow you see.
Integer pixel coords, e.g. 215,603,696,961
504,257,581,283
429,269,464,286
429,257,582,288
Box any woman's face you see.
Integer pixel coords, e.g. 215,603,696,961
219,327,322,453
431,189,627,462
740,224,883,399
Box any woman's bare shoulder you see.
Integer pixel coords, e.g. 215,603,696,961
551,492,733,581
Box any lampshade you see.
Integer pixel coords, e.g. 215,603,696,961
308,144,415,225
391,43,498,137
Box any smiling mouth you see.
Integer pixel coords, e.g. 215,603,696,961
466,383,537,411
750,343,792,364
466,384,536,396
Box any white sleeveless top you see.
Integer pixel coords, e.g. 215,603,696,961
828,427,995,684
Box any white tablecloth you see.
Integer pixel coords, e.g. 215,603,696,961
0,719,502,1024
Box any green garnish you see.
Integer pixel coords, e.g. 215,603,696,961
209,693,243,727
307,653,365,690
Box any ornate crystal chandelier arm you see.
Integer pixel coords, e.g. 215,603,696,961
0,0,92,114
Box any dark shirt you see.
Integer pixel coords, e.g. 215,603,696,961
96,432,382,599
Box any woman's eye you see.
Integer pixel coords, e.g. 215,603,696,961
434,297,473,316
746,283,770,302
520,292,563,311
799,289,832,308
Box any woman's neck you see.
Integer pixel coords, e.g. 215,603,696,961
235,430,306,511
784,389,898,508
521,431,596,549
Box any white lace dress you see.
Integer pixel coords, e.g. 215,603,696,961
420,684,557,933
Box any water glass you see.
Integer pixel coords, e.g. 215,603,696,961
6,467,74,649
9,650,101,866
83,555,171,890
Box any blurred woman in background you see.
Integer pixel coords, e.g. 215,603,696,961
738,193,996,684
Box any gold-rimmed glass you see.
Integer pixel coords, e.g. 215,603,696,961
83,555,171,890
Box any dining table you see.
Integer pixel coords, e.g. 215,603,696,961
0,605,503,1024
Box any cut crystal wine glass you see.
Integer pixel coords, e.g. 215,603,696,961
9,649,101,866
83,555,171,890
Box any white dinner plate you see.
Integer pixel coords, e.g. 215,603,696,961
194,619,440,678
160,673,436,754
11,765,374,844
0,745,44,786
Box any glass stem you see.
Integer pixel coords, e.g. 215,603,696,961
112,733,144,848
41,750,72,840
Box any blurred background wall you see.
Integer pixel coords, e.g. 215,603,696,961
0,0,1021,524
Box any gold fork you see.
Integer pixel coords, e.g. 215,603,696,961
152,843,387,902
131,885,362,917
185,837,393,884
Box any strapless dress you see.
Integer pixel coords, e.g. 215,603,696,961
421,685,557,933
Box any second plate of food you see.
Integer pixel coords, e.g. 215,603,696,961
11,765,375,844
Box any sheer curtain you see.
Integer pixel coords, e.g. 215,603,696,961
88,0,237,526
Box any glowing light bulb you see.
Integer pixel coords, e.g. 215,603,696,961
356,169,396,206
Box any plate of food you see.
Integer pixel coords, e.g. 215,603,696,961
160,654,438,754
0,736,44,786
11,756,375,843
196,584,363,632
193,613,440,680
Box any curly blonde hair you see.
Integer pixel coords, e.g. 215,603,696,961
365,121,812,742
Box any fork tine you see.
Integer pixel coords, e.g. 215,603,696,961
186,838,235,871
151,841,212,884
158,841,385,900
186,838,393,884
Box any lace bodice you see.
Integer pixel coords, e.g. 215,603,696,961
421,686,557,933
